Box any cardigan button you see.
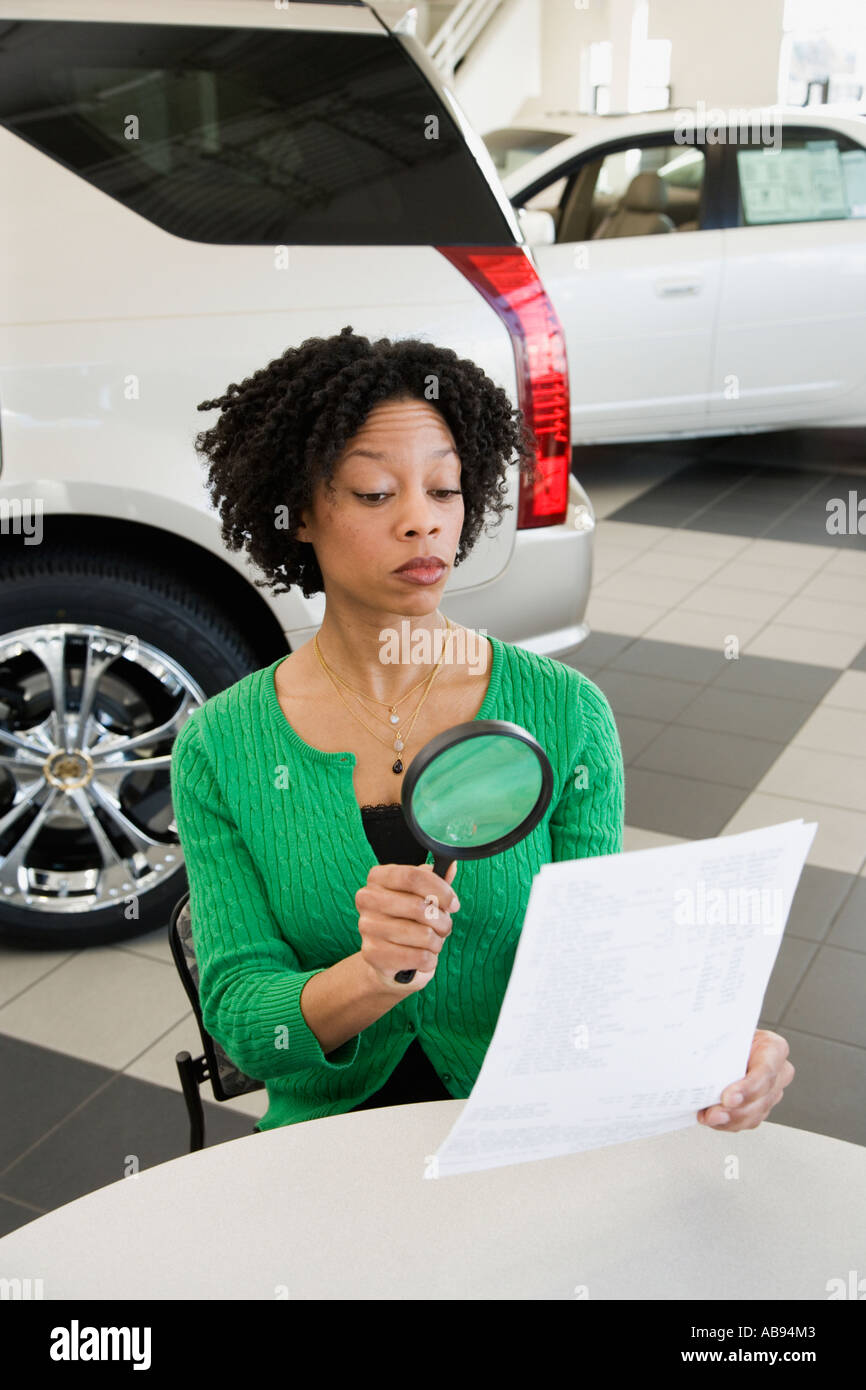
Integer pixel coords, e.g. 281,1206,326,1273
442,1074,452,1083
407,1022,416,1034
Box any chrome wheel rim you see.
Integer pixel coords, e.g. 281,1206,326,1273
0,624,206,915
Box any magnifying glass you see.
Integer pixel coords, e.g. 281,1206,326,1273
395,719,554,983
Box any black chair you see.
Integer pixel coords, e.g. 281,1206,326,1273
168,887,265,1152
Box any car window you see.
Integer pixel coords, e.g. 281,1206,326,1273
0,19,512,245
522,176,568,213
532,142,706,242
484,129,571,177
591,144,705,234
735,131,866,225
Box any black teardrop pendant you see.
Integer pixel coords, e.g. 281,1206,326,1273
392,759,403,774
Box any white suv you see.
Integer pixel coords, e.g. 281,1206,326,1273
0,0,595,947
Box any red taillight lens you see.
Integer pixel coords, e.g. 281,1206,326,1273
436,245,570,527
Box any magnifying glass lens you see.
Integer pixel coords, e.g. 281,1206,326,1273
412,735,543,849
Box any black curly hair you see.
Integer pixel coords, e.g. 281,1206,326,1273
194,325,542,600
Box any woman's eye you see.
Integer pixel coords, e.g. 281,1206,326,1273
354,491,462,503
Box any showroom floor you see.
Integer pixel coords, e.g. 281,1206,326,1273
1,431,864,1238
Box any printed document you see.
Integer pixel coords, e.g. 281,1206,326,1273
425,819,817,1178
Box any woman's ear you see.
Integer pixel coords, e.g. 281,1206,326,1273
292,506,309,543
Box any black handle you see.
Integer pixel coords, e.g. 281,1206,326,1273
394,853,454,984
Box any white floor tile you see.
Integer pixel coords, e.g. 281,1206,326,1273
740,539,834,570
756,745,866,814
641,609,764,651
585,595,669,637
825,672,866,712
788,706,866,758
720,793,866,874
591,545,650,580
594,521,674,551
743,624,861,668
593,569,697,607
0,946,79,1009
680,583,790,623
799,571,866,605
822,549,866,578
630,552,752,585
708,560,816,596
0,949,189,1070
771,595,866,636
111,930,174,967
649,529,749,560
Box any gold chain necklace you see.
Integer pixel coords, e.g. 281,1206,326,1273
322,612,449,732
314,617,455,774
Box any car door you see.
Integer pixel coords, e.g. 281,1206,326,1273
514,133,726,443
708,121,866,428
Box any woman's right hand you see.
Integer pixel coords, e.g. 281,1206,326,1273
355,860,459,993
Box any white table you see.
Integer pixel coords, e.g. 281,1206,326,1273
1,1102,863,1299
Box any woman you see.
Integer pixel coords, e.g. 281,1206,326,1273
169,325,793,1135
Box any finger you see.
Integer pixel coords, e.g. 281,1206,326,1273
402,863,461,912
365,864,458,915
716,1094,782,1131
722,1034,788,1108
376,887,454,933
362,914,444,970
703,1085,787,1131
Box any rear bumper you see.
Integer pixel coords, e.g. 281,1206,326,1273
282,473,596,662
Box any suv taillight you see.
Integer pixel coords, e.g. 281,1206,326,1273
436,246,570,528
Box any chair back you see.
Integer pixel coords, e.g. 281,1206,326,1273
169,889,264,1101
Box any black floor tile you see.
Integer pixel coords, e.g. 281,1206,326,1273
571,631,634,668
674,685,816,743
787,866,857,946
624,766,745,838
0,1034,114,1172
633,724,786,791
0,1072,253,1214
606,638,728,684
0,1194,44,1240
615,714,666,764
709,654,840,702
603,453,866,545
826,878,866,951
592,668,707,722
762,937,819,1027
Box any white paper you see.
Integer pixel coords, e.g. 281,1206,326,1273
425,819,817,1178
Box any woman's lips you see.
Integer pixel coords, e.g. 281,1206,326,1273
393,563,446,585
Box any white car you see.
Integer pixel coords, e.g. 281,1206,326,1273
505,107,866,445
0,0,592,948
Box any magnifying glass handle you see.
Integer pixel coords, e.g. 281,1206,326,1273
394,853,453,984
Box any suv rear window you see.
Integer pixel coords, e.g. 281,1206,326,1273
0,19,511,244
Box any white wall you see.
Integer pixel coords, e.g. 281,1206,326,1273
451,0,543,133
650,0,786,108
443,0,787,136
537,0,612,114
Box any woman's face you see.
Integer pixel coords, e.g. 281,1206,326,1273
295,395,465,613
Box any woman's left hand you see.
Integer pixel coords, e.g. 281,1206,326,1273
697,1029,794,1132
